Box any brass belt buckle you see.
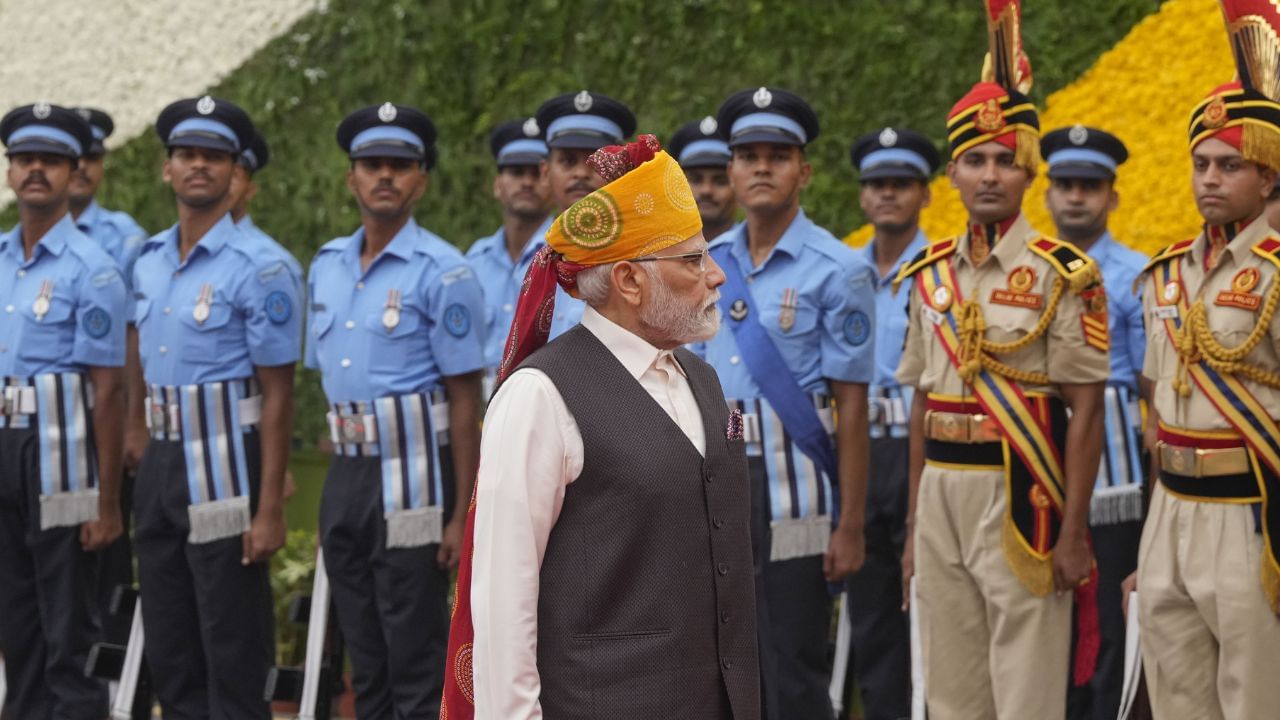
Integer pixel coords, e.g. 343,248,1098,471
1159,442,1195,476
150,403,167,432
934,411,964,442
341,417,364,443
1199,446,1249,476
971,414,998,443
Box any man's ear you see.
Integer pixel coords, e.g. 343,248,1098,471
610,261,645,308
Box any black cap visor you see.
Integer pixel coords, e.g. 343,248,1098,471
860,163,928,181
496,151,546,168
349,141,425,161
167,131,239,155
1046,162,1114,181
678,151,732,169
5,138,80,159
728,128,805,148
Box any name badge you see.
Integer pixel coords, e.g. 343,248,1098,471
1151,305,1179,320
922,304,945,326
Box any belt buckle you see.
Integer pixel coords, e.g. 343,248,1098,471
972,414,998,443
2,387,13,416
867,399,882,424
933,412,964,442
1160,442,1196,476
341,417,364,444
150,403,167,432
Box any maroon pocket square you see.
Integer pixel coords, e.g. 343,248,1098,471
726,409,744,441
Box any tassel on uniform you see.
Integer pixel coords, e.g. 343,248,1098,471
1243,123,1280,175
1073,566,1101,687
1001,513,1054,597
386,505,444,549
39,489,100,530
1089,485,1145,526
187,496,251,544
769,515,831,562
1014,126,1041,172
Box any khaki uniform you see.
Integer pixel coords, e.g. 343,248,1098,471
1137,218,1280,720
897,214,1110,720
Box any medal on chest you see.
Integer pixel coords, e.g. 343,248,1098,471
382,288,402,333
192,283,214,325
778,288,798,332
32,279,53,321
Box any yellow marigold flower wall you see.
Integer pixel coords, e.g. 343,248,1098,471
846,0,1234,257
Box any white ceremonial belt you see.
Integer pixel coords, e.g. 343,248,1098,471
326,393,450,448
145,395,262,436
868,395,909,429
738,401,835,449
2,386,37,416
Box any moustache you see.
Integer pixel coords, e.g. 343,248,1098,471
567,182,593,194
184,171,214,183
21,173,49,189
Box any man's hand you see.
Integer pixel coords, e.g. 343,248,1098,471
1052,530,1094,594
80,504,123,551
901,531,915,611
242,507,286,565
824,521,865,582
438,518,465,569
123,426,149,472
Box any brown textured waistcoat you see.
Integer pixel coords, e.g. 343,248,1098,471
523,325,760,720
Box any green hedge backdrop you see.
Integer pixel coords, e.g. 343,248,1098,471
4,0,1160,451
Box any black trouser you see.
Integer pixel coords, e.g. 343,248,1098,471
0,426,108,720
750,458,835,720
134,435,274,720
319,454,455,719
97,470,136,643
1066,519,1143,720
845,436,911,720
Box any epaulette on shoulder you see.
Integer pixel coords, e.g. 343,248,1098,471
1028,236,1100,293
1140,238,1195,277
892,237,957,293
1252,234,1280,272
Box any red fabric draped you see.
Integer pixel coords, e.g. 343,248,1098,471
441,244,585,720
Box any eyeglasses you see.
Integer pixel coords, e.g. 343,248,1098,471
629,248,709,272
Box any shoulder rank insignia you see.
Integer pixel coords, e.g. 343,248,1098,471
1080,283,1109,353
892,237,957,294
1028,237,1099,293
1135,238,1196,294
1251,234,1280,272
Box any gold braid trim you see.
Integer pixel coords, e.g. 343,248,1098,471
956,277,1066,386
1263,556,1280,615
1171,279,1280,396
1002,514,1054,598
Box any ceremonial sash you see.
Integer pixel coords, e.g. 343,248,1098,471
328,390,450,548
148,379,257,544
1091,384,1145,526
916,259,1066,596
1155,257,1280,611
712,246,841,535
1,373,101,529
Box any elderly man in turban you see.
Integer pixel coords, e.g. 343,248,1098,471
441,135,761,720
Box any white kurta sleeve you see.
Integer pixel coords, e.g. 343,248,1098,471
470,368,583,719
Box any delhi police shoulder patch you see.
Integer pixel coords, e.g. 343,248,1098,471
843,310,870,346
264,291,293,325
444,303,471,338
82,306,112,339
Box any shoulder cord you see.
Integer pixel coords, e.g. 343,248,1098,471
1172,278,1280,395
956,276,1066,387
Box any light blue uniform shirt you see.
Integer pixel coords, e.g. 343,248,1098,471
74,199,147,280
237,214,305,296
465,216,565,369
0,213,128,375
856,230,927,438
1088,232,1146,390
305,219,487,404
132,214,301,386
702,209,877,397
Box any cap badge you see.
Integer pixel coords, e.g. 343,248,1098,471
76,108,91,122
196,96,216,116
377,102,397,123
574,90,593,113
1068,125,1088,146
1203,95,1228,129
32,102,51,120
974,98,1007,133
699,115,718,135
879,128,898,147
522,117,540,137
752,87,773,109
